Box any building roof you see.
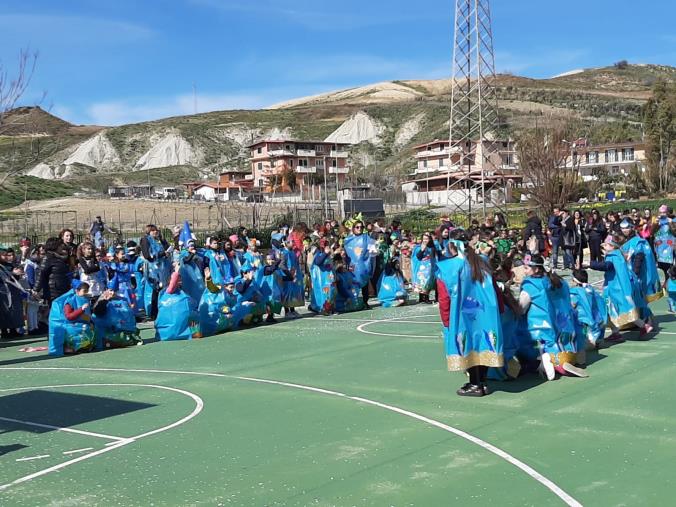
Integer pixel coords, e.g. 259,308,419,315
411,137,513,150
405,171,523,185
576,141,646,151
247,139,352,148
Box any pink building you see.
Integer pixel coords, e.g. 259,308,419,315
248,140,351,192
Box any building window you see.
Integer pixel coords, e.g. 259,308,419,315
298,159,308,167
257,147,262,154
258,179,264,187
605,149,617,163
316,159,324,168
587,151,598,164
285,144,292,151
288,159,294,167
623,148,634,161
332,159,337,167
316,145,324,152
423,160,428,168
257,162,263,171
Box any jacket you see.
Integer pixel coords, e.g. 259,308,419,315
39,251,72,301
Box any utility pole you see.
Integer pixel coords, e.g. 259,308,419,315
446,0,501,222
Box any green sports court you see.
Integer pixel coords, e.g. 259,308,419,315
1,284,675,506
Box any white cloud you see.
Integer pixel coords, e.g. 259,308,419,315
494,49,589,75
0,14,154,46
85,93,269,126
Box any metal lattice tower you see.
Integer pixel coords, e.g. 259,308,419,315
445,0,505,221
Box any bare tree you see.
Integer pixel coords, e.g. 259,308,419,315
0,48,40,187
515,122,582,213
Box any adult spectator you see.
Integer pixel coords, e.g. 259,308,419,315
585,209,607,263
89,216,115,248
523,210,545,254
59,228,78,275
39,237,72,304
547,207,562,269
560,209,576,269
0,248,25,338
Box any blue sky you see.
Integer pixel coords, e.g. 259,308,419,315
1,0,674,126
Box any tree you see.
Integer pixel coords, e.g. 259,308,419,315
643,80,676,193
515,122,582,213
0,48,40,187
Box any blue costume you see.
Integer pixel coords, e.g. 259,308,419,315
654,217,675,265
281,248,305,308
518,276,577,366
667,277,676,313
437,257,503,371
178,251,205,305
622,234,662,303
377,261,408,308
199,287,241,336
344,233,375,289
155,288,201,341
107,261,136,310
335,270,361,313
93,297,142,348
570,284,607,347
411,245,436,294
129,255,146,316
143,235,171,316
591,249,640,330
235,264,266,324
309,252,336,314
48,290,99,356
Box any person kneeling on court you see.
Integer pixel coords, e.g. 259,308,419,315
154,263,202,341
92,289,143,348
48,282,99,356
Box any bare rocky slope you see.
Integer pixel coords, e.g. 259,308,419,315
0,64,673,191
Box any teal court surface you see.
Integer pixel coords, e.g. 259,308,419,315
2,281,676,506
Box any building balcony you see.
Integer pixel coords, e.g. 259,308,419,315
295,166,317,174
415,147,458,159
414,167,441,175
330,150,348,157
329,167,349,174
268,149,295,157
297,149,316,157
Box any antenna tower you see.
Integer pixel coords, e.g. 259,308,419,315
445,0,510,222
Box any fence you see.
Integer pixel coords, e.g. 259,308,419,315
0,199,337,247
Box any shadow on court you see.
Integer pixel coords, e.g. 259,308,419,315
0,443,28,456
0,390,156,434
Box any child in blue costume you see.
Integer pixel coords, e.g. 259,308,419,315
92,289,143,348
437,242,503,397
620,218,662,312
141,226,171,320
235,262,266,325
377,254,408,308
667,265,676,313
344,220,377,308
589,235,651,340
199,270,241,336
204,237,229,286
280,238,305,318
126,241,146,317
654,205,675,284
107,246,137,311
48,282,99,356
411,232,437,304
259,252,289,322
309,245,337,315
334,255,362,313
155,264,202,341
569,269,607,363
517,254,586,380
178,240,205,306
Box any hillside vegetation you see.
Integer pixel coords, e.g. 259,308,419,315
0,63,672,207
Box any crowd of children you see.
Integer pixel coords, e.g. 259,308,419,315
1,206,675,398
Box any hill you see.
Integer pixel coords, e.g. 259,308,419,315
0,63,672,205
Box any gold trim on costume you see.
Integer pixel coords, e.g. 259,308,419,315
447,351,504,371
612,308,639,329
646,291,663,303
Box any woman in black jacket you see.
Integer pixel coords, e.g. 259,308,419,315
572,209,587,268
39,238,72,304
585,209,607,263
522,211,545,253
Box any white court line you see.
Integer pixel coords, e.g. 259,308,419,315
15,455,49,462
0,416,126,442
0,383,203,493
62,448,93,455
0,366,581,507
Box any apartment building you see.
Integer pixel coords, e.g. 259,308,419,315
248,140,351,192
565,140,647,181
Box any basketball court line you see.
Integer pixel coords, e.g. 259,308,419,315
0,416,127,442
0,383,203,493
0,366,582,507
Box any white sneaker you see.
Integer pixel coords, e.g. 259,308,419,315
539,353,556,381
